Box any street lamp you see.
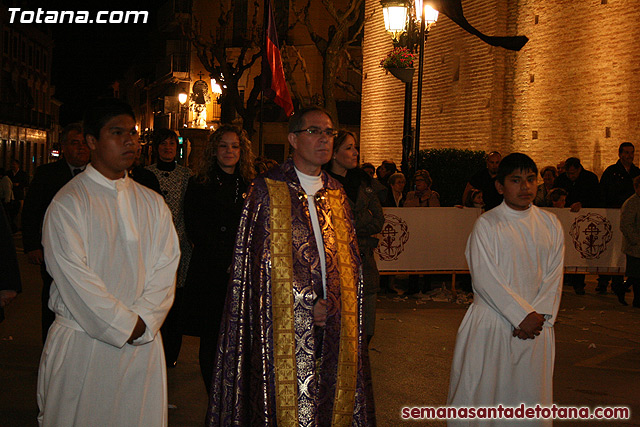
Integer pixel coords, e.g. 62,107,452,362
381,1,408,42
413,1,437,178
178,91,188,105
178,90,188,128
381,0,438,178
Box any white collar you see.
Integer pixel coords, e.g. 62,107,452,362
84,163,130,192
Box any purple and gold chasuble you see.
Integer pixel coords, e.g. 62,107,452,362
206,160,375,426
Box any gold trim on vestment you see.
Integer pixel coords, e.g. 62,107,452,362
266,178,299,426
326,189,359,426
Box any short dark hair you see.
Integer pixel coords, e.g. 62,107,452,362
288,106,333,133
362,162,375,172
382,161,397,174
540,165,557,179
83,98,135,139
564,157,581,170
496,153,538,184
464,189,483,207
152,129,178,151
151,128,179,162
548,187,568,203
619,142,635,154
61,123,83,144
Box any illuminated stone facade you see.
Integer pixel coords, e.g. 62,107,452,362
361,0,640,175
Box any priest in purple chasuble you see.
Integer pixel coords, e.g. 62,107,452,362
206,107,376,426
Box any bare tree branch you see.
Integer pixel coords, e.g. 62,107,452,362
335,79,361,98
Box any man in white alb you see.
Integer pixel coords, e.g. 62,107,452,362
448,153,564,426
37,99,180,426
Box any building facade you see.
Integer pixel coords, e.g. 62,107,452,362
123,0,363,166
0,3,58,177
361,0,640,175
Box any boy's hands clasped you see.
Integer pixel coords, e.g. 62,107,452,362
513,311,545,340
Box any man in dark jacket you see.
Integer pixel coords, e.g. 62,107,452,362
601,143,640,208
553,157,602,294
462,151,503,211
21,123,89,341
7,158,29,232
598,142,640,294
553,157,602,212
0,203,21,323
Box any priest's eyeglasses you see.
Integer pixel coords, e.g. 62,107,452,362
293,127,338,138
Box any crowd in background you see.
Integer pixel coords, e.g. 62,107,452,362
3,119,639,421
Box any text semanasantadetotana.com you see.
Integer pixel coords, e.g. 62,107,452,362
8,8,148,24
401,404,630,420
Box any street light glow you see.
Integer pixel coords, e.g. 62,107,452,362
210,78,222,95
414,0,439,24
178,91,188,105
381,0,408,40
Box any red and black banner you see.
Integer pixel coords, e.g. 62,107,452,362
262,0,294,116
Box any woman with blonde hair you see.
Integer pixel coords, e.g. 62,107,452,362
182,124,255,394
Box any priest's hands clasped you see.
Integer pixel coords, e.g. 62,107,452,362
313,299,327,327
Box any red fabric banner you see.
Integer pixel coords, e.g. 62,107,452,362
262,0,294,116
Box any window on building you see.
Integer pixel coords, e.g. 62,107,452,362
28,45,33,66
21,41,26,62
12,36,18,58
43,52,47,73
35,48,41,70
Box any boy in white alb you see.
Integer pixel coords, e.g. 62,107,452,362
37,99,180,426
448,153,564,426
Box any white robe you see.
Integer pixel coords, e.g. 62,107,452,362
447,202,564,427
37,164,180,427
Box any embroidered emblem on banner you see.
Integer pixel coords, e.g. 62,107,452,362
569,213,612,259
375,213,410,261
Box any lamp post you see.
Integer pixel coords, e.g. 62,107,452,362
381,0,438,179
178,90,188,128
414,1,438,176
381,0,413,176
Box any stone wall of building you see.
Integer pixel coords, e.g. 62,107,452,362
361,0,640,176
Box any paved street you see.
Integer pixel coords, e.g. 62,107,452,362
1,234,639,426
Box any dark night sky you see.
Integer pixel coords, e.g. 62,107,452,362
16,0,160,124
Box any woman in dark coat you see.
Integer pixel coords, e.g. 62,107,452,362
326,130,384,344
146,129,192,367
182,124,255,394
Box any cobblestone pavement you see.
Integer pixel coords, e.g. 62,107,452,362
2,238,639,426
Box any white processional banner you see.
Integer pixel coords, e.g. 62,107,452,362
375,207,624,273
544,208,624,273
374,207,481,271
